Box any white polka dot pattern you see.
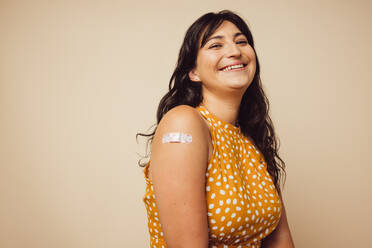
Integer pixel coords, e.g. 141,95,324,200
142,105,282,247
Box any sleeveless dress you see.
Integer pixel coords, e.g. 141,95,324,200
143,104,282,248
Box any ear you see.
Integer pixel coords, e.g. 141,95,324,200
188,68,201,82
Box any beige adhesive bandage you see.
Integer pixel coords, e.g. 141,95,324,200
162,132,192,144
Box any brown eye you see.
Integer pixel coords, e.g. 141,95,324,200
236,40,248,45
209,43,222,49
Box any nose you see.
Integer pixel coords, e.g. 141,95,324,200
226,42,241,58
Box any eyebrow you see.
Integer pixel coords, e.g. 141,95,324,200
205,32,245,44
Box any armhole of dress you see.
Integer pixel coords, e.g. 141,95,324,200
144,161,152,184
196,108,214,163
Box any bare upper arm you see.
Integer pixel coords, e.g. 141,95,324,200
149,105,210,248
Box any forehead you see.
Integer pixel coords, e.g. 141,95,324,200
211,21,241,35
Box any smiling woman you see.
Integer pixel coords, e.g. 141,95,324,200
136,10,295,248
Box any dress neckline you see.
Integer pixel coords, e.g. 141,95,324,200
197,104,241,133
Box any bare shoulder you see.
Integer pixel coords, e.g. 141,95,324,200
150,104,210,169
153,105,210,147
156,105,207,133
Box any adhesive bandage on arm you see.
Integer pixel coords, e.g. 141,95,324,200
162,132,193,144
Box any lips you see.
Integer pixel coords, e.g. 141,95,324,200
219,63,247,72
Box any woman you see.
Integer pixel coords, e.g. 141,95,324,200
137,10,295,248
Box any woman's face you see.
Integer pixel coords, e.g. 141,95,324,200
189,21,256,94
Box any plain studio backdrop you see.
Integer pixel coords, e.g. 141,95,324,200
1,0,371,247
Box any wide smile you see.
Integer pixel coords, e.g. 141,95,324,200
219,63,247,72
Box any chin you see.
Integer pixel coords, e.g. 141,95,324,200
225,79,252,90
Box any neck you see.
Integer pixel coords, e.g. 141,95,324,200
201,91,242,127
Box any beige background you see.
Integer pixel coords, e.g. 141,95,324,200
1,0,371,247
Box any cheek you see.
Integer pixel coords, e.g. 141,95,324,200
246,47,256,60
198,53,221,72
247,53,257,74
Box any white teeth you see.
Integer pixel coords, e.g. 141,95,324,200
222,64,244,72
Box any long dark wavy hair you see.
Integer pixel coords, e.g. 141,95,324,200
136,10,286,191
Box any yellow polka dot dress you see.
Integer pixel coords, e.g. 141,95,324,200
143,104,282,248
